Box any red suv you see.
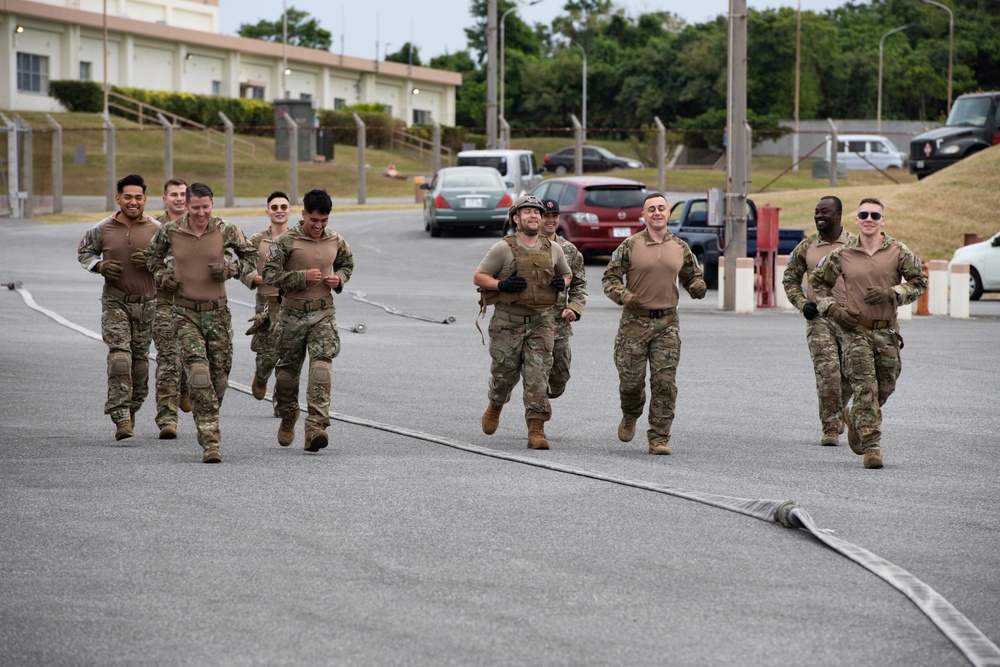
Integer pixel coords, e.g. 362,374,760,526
515,177,647,255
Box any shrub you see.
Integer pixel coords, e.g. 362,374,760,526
49,81,103,112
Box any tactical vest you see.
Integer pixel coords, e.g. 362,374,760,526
483,235,558,312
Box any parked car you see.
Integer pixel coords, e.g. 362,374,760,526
543,146,644,175
825,134,907,170
910,90,1000,179
523,176,647,255
950,231,1000,300
456,149,544,196
421,166,513,237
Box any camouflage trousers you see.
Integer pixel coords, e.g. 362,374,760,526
614,311,681,445
806,317,852,434
840,327,902,450
101,293,154,424
547,319,574,399
273,306,340,434
174,305,234,451
487,312,554,422
250,296,281,383
152,296,185,428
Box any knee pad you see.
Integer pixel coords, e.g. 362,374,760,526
108,351,131,378
309,360,331,386
275,369,297,390
133,359,149,379
189,363,212,389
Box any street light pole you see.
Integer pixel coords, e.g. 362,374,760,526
282,0,288,99
574,42,587,143
878,24,912,134
919,0,953,107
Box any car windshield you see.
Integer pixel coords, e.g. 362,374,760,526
443,172,501,188
593,146,616,158
583,187,646,209
946,97,991,127
458,156,508,176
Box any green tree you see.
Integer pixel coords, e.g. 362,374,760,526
238,7,332,51
386,43,423,67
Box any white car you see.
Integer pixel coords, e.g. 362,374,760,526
950,231,1000,300
825,134,908,170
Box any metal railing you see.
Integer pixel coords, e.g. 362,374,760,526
390,128,452,166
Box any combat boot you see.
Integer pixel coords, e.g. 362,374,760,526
482,403,503,435
618,416,637,442
159,423,177,440
251,375,267,401
821,432,839,446
527,419,550,450
114,419,133,441
202,447,222,463
278,412,298,447
863,446,883,469
179,391,192,413
305,428,329,453
648,441,671,455
843,407,863,455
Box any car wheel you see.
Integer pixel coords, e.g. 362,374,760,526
555,165,567,175
610,166,622,172
695,250,716,289
430,216,442,238
503,220,517,236
970,267,984,301
424,209,430,232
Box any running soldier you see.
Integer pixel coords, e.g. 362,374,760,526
811,197,927,469
539,198,586,399
474,194,572,450
145,183,256,463
261,189,354,453
246,191,291,408
152,178,189,439
603,193,707,455
782,195,854,447
77,174,158,441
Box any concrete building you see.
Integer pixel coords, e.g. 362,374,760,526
0,0,461,126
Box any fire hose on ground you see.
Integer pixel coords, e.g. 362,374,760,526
7,282,1000,667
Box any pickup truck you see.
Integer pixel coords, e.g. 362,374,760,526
909,90,1000,179
666,197,805,287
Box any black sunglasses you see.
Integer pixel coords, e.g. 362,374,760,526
857,211,883,221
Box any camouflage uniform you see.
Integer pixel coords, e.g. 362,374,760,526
78,213,159,427
151,211,186,429
603,229,704,448
546,235,587,399
811,233,927,453
246,228,283,387
145,215,256,453
782,229,854,437
478,235,569,422
261,222,354,438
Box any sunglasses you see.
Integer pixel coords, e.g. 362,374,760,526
269,204,289,211
857,211,883,221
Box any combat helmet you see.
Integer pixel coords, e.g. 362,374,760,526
510,194,546,215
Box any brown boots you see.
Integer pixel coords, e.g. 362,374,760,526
618,416,637,442
482,403,503,435
527,419,549,450
202,447,221,463
251,375,268,401
278,412,298,447
305,429,329,453
863,446,884,469
158,424,177,440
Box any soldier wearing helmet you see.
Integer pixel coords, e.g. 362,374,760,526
474,194,573,450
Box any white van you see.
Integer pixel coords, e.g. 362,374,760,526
456,149,544,197
825,134,908,170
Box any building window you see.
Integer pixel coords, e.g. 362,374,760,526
212,80,222,96
412,109,432,126
241,85,265,100
383,105,392,117
17,53,49,93
299,93,312,102
80,61,92,81
334,98,346,110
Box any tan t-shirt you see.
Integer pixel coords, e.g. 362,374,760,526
626,236,684,310
172,227,226,303
839,243,903,320
101,215,158,296
803,234,847,304
282,234,342,302
478,235,570,317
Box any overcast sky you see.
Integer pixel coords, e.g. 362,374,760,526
217,0,854,63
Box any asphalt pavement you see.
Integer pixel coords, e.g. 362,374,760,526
1,210,997,666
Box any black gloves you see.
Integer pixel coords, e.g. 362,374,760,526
498,273,527,293
550,275,566,291
802,302,819,320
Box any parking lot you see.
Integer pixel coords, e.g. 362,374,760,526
1,210,998,666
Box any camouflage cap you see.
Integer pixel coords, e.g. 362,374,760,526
511,194,546,214
542,198,560,215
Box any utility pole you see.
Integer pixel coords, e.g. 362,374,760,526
723,0,750,312
486,0,498,148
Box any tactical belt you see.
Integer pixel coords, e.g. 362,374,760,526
263,295,281,305
493,309,543,325
104,285,153,303
628,306,677,319
854,314,896,330
286,296,332,312
174,295,227,312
